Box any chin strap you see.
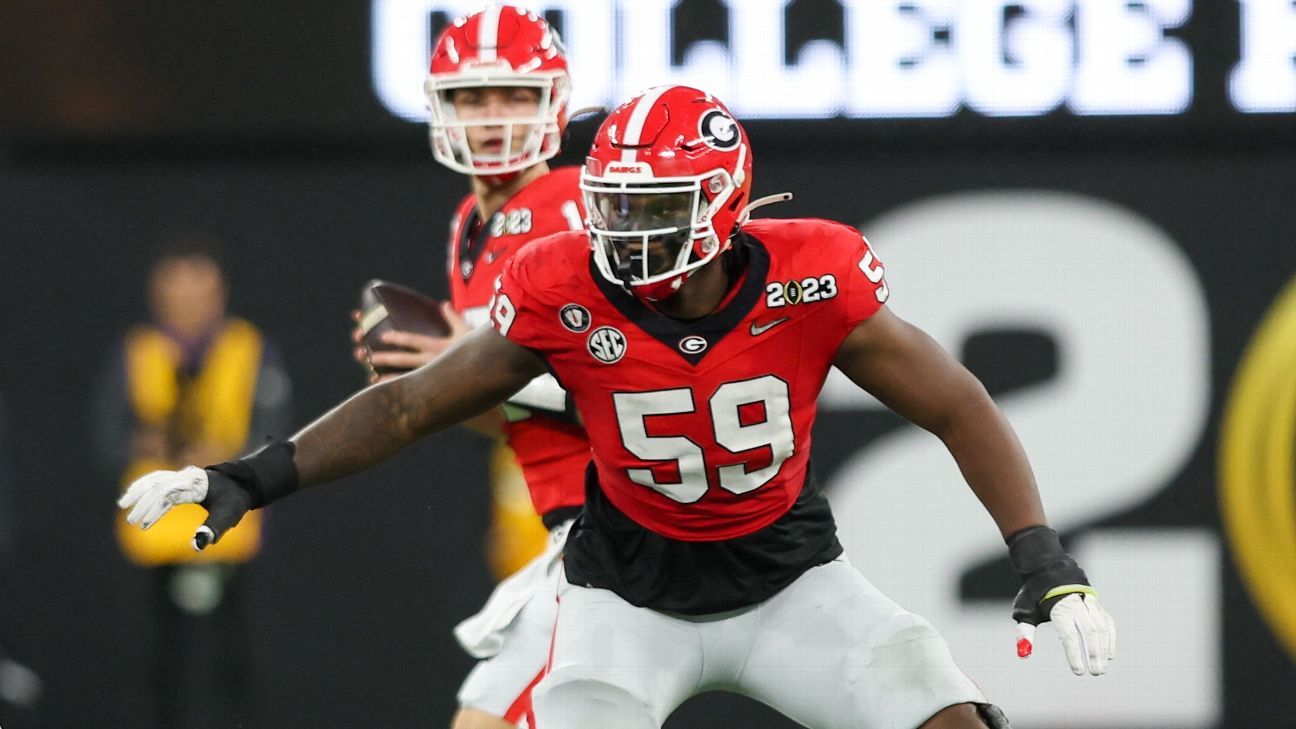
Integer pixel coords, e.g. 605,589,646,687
736,192,793,226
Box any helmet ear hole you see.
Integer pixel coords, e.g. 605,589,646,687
707,175,726,194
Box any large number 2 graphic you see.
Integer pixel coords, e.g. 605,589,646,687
827,193,1214,727
612,375,795,503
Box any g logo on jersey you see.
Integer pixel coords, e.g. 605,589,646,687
587,326,627,364
560,303,592,333
678,335,708,354
698,109,740,150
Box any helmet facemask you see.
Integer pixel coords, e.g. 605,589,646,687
425,72,569,176
584,170,738,300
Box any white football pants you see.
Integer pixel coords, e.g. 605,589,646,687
532,555,986,729
456,521,572,725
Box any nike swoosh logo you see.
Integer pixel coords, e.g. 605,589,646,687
749,317,790,336
484,247,510,264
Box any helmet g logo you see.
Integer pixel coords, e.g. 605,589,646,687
699,109,739,150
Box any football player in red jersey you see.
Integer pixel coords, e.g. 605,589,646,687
123,86,1116,729
348,6,588,729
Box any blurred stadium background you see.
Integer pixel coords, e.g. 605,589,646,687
1,1,1294,727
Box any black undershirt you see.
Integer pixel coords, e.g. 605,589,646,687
562,463,843,615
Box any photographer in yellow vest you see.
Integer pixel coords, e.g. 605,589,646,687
92,234,291,729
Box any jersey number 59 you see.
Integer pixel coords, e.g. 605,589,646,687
612,375,795,503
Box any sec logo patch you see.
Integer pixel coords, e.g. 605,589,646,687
587,326,627,364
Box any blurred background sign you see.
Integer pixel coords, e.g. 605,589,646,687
376,0,1204,119
3,0,1296,145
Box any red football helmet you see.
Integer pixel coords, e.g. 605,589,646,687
424,6,571,176
582,85,753,301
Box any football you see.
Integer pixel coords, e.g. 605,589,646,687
358,279,451,374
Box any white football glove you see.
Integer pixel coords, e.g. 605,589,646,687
118,466,209,530
1016,592,1117,676
119,442,296,551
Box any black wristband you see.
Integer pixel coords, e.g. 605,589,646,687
1006,525,1068,575
208,440,299,508
1006,524,1092,625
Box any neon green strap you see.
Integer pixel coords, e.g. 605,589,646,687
1040,584,1097,604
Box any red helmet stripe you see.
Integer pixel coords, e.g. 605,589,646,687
477,5,502,61
619,85,672,163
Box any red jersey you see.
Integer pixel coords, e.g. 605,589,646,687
492,217,889,542
447,166,590,519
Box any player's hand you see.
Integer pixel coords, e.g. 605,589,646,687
118,466,255,551
367,303,471,377
1015,592,1116,676
1008,526,1116,676
350,308,371,370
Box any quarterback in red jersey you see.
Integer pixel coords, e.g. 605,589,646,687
351,6,588,729
123,86,1115,729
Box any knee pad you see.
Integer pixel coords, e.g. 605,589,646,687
976,703,1012,729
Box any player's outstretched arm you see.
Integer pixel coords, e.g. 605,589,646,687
833,308,1115,675
293,325,543,484
119,326,545,548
